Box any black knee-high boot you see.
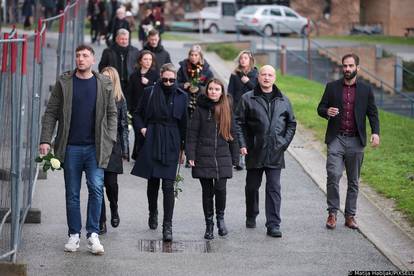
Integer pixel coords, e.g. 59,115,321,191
201,179,214,240
147,178,160,230
105,172,119,228
162,179,175,242
215,178,228,236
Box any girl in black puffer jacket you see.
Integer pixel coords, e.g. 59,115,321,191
186,79,239,240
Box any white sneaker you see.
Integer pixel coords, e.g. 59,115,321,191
64,234,80,252
87,232,104,255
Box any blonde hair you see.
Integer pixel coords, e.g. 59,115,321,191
234,49,255,74
101,66,124,102
188,44,204,65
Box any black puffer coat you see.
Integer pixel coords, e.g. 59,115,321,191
235,84,296,170
186,94,239,179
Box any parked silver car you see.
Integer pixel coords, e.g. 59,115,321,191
235,5,309,36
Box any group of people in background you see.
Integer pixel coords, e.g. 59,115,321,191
39,8,380,254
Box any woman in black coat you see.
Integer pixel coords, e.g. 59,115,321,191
177,44,214,118
126,50,159,160
131,63,187,242
99,67,129,234
228,50,258,170
186,79,239,240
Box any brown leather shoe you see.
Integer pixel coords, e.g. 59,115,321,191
345,216,359,229
326,213,336,229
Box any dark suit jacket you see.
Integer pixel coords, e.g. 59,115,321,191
317,78,380,147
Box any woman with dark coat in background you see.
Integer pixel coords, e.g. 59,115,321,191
126,50,159,160
131,63,187,242
99,67,129,234
227,50,258,170
186,79,239,240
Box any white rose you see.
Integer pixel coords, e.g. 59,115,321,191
50,158,61,169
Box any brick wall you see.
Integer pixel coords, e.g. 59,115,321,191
361,0,390,34
291,0,360,35
319,46,396,93
389,0,414,36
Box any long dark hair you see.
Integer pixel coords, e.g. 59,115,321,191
205,79,233,141
136,50,156,70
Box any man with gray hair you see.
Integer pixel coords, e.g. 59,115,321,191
99,28,139,95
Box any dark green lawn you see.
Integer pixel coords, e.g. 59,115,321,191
277,74,414,223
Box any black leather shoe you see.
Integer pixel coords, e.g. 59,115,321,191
217,218,228,236
111,210,120,228
163,224,173,242
204,223,214,240
246,217,256,228
148,211,158,230
267,227,282,238
99,222,107,235
234,165,243,171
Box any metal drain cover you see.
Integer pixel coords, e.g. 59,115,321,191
138,240,212,253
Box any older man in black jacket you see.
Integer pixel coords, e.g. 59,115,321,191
317,53,380,230
235,65,296,238
99,28,139,94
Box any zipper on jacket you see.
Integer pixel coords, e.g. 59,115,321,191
214,122,219,180
120,54,125,81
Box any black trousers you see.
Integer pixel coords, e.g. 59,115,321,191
147,178,175,225
245,168,281,229
199,178,227,219
100,171,119,224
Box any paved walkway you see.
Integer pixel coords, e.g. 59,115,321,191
15,37,411,275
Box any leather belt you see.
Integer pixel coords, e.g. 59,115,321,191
338,131,357,137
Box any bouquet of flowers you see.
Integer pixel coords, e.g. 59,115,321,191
35,152,62,172
188,63,204,94
174,173,184,199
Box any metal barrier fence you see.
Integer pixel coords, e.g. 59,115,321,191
0,0,85,263
235,21,414,117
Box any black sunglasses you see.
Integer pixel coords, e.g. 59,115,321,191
162,78,176,83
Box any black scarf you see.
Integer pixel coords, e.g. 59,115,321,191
148,82,175,122
147,81,178,165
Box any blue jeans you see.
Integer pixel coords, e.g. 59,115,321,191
63,145,104,237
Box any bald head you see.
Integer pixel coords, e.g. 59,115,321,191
258,65,276,92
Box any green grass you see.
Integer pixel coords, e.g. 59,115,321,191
319,35,414,46
206,43,240,61
161,32,198,41
277,74,414,223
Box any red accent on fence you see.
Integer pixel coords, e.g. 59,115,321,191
10,34,17,74
34,31,41,64
37,18,43,33
1,33,9,73
74,0,79,17
59,11,65,33
21,35,28,75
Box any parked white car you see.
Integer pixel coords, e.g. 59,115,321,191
235,5,309,36
184,0,237,33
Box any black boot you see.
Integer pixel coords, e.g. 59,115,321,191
201,179,215,240
148,211,158,230
216,214,228,236
110,207,120,228
204,216,214,240
99,221,107,235
215,181,228,236
162,222,173,242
